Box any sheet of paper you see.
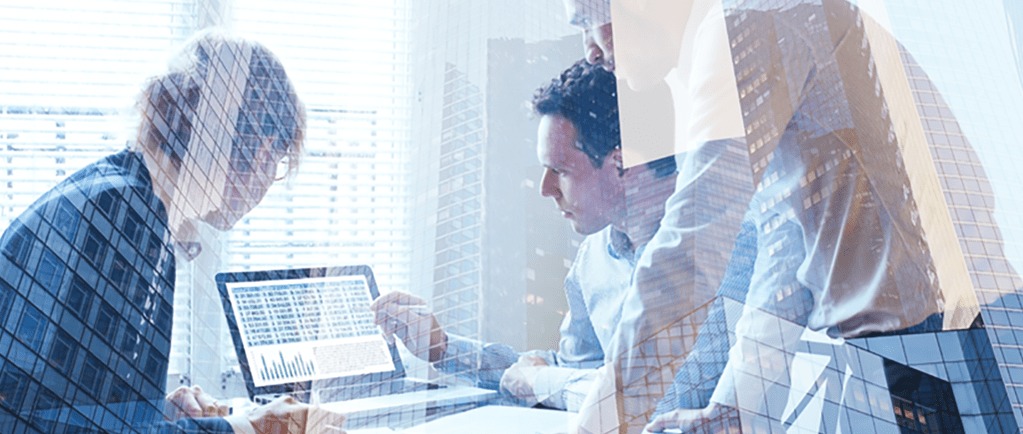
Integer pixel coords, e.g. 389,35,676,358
401,405,574,434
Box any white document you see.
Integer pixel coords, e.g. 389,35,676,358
401,406,574,434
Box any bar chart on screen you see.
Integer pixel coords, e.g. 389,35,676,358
256,349,317,383
226,275,397,387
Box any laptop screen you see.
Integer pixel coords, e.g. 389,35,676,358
217,265,405,399
225,274,395,387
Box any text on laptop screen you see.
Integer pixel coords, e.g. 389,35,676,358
225,275,396,387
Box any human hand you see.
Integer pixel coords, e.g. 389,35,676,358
643,404,726,433
228,395,346,434
499,355,549,405
165,385,229,420
370,291,447,362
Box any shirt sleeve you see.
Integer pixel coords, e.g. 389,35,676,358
698,3,822,414
652,216,757,415
710,1,946,418
167,417,236,434
585,4,803,432
607,138,752,431
533,366,599,411
521,235,610,410
551,244,606,368
434,233,608,397
433,333,520,390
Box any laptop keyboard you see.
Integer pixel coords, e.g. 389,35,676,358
320,379,444,402
259,379,446,404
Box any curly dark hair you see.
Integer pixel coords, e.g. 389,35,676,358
532,59,620,168
532,59,675,177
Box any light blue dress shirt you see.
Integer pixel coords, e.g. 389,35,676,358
435,225,640,410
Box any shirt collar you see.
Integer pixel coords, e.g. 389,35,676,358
607,226,634,262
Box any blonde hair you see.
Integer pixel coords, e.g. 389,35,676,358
136,30,305,177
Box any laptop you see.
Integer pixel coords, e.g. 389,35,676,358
216,265,496,420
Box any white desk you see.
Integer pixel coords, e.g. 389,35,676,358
400,406,573,434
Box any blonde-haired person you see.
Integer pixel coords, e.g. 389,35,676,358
0,31,340,433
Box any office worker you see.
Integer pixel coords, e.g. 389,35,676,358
0,31,339,433
563,0,758,431
370,59,677,411
564,0,961,433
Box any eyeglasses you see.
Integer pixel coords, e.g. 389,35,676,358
274,154,293,181
230,132,295,181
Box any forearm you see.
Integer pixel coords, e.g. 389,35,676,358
145,417,235,434
532,366,598,411
653,215,757,416
709,289,815,414
433,333,519,389
609,139,752,430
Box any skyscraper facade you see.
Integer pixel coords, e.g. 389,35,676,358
407,1,583,373
601,0,1023,432
718,0,1023,431
4,1,1023,432
1,0,415,401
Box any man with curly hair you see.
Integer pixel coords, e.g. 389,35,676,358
371,59,677,412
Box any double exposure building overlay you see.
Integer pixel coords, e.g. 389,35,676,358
2,0,1023,432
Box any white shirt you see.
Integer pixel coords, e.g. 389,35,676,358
578,1,950,432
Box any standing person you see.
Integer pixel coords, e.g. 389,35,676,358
564,0,758,431
0,31,340,433
371,59,678,411
563,0,958,433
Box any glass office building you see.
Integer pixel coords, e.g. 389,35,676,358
2,0,1023,432
405,1,586,378
584,1,1023,433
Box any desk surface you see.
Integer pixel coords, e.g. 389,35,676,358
318,384,496,414
400,405,573,434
